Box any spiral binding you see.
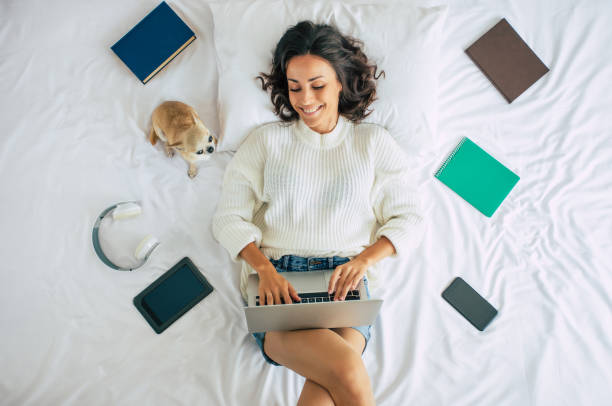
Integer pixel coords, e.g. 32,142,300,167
434,137,468,177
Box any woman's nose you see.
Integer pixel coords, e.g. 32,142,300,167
299,88,315,104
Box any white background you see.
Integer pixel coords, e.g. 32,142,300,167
1,0,611,404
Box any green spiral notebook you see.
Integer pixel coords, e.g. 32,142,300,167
435,137,519,217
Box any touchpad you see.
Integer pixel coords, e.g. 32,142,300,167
283,271,326,292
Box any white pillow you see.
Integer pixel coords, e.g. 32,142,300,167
209,0,447,153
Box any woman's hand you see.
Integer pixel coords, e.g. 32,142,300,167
258,266,302,305
239,243,301,305
328,257,369,301
328,237,396,300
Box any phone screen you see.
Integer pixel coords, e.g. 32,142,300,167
441,277,497,331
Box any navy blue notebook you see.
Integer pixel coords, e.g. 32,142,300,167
111,1,196,84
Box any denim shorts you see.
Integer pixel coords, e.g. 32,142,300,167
251,255,372,366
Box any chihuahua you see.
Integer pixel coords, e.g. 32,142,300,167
149,101,216,178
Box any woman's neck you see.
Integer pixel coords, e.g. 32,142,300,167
308,113,340,134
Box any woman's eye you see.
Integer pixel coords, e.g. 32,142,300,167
289,85,325,92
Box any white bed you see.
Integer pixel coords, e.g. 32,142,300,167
2,0,611,404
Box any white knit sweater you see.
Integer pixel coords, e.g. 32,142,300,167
212,115,424,302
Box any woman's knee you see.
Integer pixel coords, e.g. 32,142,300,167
328,352,371,399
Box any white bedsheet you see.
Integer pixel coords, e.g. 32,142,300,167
1,0,611,404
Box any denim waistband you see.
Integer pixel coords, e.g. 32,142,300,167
269,255,350,272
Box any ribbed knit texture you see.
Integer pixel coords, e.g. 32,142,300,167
212,115,424,301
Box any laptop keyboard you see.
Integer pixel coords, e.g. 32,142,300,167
255,290,360,306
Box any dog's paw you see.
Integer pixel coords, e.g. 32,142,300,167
188,167,198,178
165,147,175,158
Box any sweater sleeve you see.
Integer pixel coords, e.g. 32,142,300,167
212,130,266,262
370,128,425,259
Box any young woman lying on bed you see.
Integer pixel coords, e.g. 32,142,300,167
213,20,424,406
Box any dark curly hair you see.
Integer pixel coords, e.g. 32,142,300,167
256,20,385,123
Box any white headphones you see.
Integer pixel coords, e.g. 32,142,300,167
92,202,160,271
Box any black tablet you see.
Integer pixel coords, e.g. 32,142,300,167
133,257,214,334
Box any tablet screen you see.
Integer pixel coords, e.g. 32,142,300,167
141,264,206,325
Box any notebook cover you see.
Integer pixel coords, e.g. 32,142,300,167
465,18,549,103
111,1,196,84
435,137,520,217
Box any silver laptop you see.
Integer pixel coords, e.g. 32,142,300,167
244,270,383,333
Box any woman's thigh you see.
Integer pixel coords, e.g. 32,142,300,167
331,327,366,355
264,328,364,387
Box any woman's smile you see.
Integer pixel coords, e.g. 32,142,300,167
301,104,324,115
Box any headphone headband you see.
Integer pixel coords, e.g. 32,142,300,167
92,202,160,271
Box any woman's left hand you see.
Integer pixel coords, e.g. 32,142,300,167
328,257,369,301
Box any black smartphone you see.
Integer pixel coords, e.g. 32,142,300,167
441,277,497,331
133,257,214,334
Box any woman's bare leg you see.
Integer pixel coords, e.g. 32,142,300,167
331,327,366,355
296,328,368,406
264,328,374,406
297,379,335,406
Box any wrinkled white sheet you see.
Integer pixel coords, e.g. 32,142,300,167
1,0,611,405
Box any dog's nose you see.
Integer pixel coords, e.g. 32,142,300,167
207,146,215,154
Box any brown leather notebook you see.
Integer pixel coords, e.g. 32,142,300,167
465,18,549,103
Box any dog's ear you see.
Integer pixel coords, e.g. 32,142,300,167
191,110,199,124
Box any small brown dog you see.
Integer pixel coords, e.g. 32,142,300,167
149,101,216,178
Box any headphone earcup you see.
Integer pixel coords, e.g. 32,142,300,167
112,202,142,220
134,235,160,260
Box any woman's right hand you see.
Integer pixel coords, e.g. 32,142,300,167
257,265,302,305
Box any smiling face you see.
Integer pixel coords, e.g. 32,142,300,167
286,54,343,134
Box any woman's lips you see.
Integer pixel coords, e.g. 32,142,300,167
301,104,323,116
